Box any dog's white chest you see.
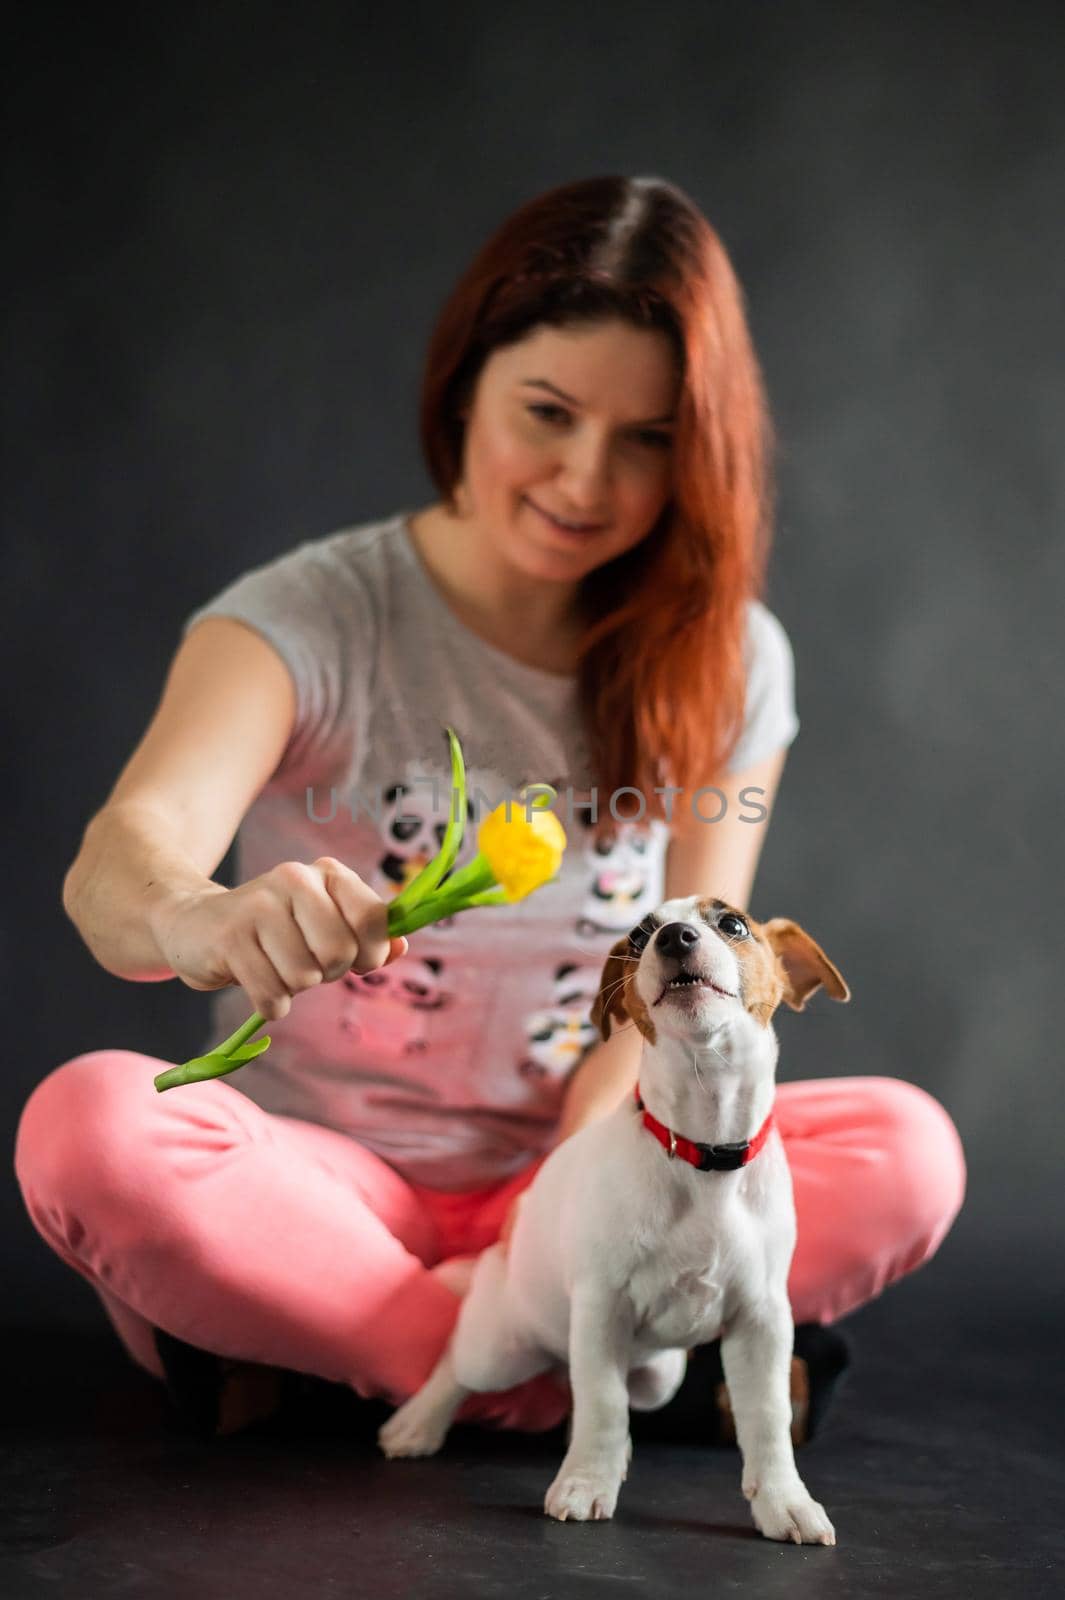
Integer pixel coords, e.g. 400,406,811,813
628,1249,727,1350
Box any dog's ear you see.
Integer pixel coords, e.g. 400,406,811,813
761,919,851,1012
590,937,634,1041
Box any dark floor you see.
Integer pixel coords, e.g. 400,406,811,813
3,1258,1062,1599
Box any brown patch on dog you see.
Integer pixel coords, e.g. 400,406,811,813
739,943,788,1027
695,898,850,1025
590,937,657,1046
695,897,781,1026
760,917,851,1013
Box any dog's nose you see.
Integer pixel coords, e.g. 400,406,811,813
655,922,701,959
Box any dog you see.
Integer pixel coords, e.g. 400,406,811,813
378,894,849,1545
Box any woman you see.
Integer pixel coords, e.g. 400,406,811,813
15,175,966,1445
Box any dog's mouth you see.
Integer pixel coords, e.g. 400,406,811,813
654,968,737,1006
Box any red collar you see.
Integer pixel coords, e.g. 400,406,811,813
633,1081,774,1172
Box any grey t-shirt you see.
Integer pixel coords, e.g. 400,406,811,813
180,508,800,1190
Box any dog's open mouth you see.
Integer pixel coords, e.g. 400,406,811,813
654,970,736,1006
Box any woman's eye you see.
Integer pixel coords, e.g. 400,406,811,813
527,405,671,450
719,914,750,940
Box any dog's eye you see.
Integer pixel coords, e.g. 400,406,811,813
719,913,750,940
628,921,653,953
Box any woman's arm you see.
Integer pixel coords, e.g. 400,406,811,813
553,1018,645,1144
63,801,228,981
63,616,298,980
664,745,789,913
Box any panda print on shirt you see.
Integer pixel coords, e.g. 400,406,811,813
572,812,661,939
340,955,452,1056
510,794,668,1102
517,959,601,1087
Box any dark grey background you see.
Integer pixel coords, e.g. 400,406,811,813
5,1,1062,1331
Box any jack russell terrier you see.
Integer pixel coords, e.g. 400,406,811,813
378,894,850,1545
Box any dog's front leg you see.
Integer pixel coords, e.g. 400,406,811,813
720,1301,836,1546
544,1283,633,1522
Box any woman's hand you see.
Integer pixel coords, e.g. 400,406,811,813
155,855,408,1020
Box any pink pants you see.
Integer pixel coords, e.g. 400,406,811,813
14,1051,967,1433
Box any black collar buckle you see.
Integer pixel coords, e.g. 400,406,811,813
693,1141,750,1172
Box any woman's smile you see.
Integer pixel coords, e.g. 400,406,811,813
523,496,610,540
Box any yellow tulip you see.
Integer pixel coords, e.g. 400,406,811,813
477,799,567,901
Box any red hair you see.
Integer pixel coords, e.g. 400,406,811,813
418,175,775,841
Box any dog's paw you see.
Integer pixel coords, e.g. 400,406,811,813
377,1395,450,1459
544,1462,623,1522
745,1475,836,1545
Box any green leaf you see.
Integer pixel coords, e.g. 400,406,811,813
387,726,469,921
153,1034,272,1093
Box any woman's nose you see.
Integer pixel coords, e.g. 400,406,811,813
557,433,612,503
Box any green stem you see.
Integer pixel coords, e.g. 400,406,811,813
415,853,496,901
387,727,468,918
390,883,508,935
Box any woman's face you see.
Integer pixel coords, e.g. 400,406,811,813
454,318,681,586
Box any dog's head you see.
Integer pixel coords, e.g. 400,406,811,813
590,895,850,1048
